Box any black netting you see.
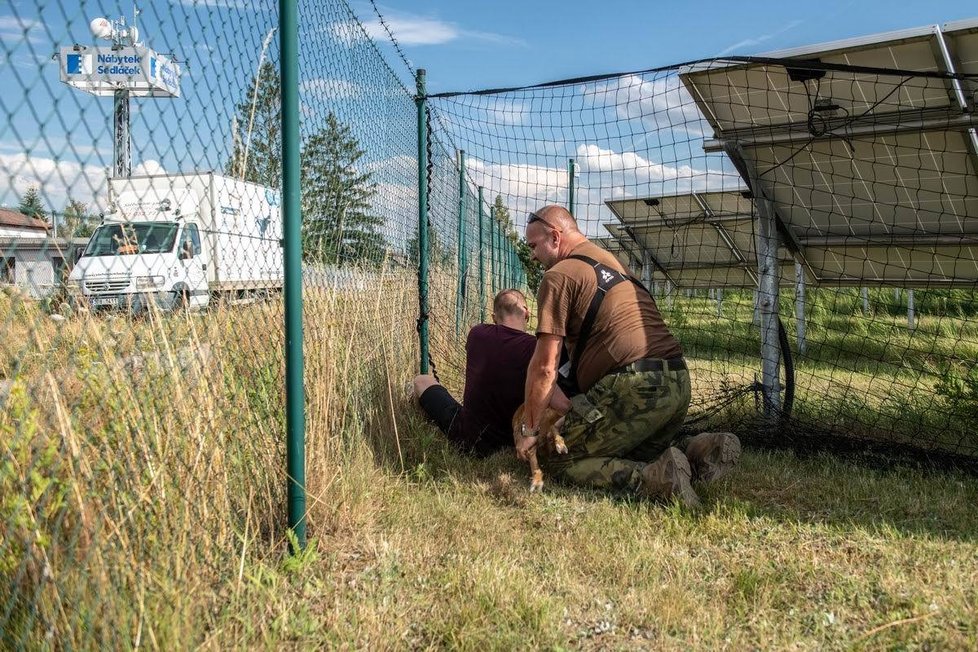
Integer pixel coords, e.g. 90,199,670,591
430,57,978,469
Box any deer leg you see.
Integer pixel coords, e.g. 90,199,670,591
529,449,544,492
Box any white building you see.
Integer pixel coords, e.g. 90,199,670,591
1,208,87,298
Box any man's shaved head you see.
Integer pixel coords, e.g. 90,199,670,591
529,205,580,234
525,204,588,269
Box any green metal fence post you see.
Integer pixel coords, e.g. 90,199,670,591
455,150,467,335
280,0,306,552
416,69,430,374
568,158,576,216
490,205,497,296
478,186,486,322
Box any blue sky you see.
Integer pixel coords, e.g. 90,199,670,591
1,0,976,234
355,0,978,92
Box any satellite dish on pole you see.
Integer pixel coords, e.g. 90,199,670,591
90,17,113,40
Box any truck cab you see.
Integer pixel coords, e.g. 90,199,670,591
69,192,211,312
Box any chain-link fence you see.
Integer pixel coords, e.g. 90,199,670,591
4,1,978,646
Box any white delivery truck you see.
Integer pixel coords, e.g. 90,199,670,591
69,172,283,311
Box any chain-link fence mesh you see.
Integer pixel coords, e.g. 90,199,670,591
0,0,443,646
4,1,978,645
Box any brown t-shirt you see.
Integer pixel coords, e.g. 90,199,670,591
535,240,682,392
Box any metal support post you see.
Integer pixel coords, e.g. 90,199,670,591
716,288,723,318
455,150,467,335
280,0,305,551
641,250,652,290
861,287,869,314
113,89,131,177
478,187,485,322
753,288,760,326
568,158,576,216
748,167,783,415
665,280,673,310
795,262,806,355
489,206,497,295
416,69,430,374
908,288,916,331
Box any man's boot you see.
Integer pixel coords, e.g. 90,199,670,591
684,432,741,483
640,447,701,507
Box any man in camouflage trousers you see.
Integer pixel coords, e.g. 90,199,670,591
517,205,740,506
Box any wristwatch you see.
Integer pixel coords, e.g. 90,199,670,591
520,424,538,439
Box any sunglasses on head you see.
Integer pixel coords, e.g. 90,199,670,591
527,212,563,232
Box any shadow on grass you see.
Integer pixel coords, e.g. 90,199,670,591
394,409,978,545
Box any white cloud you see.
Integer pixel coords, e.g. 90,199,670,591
465,157,567,222
328,20,370,47
335,10,523,49
0,15,42,46
483,99,529,126
716,19,803,56
0,152,107,213
576,143,697,181
586,73,710,137
133,159,166,176
362,16,457,46
576,143,741,192
300,78,362,100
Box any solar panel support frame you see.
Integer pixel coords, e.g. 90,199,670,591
931,25,978,182
620,224,676,286
795,261,807,355
740,143,784,416
723,142,814,280
703,111,978,152
692,192,759,285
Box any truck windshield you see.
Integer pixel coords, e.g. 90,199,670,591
84,222,178,257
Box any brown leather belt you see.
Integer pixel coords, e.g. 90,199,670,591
610,357,687,375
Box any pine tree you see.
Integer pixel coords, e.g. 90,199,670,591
300,113,386,266
226,61,281,187
407,220,450,266
492,194,543,292
18,186,47,222
61,199,95,239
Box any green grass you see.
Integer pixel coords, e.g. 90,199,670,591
2,279,978,649
198,442,978,650
663,292,978,454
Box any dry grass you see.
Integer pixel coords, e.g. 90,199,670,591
1,278,977,649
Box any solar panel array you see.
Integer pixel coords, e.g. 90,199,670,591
680,20,978,287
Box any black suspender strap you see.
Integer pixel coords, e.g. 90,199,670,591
557,254,652,395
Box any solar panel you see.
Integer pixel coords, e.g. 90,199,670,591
604,191,795,288
678,20,978,285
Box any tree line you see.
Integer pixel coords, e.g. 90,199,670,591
230,62,542,287
226,62,386,267
12,186,96,239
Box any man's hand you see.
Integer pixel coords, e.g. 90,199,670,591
516,427,538,461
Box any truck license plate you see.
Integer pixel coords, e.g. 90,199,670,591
91,296,118,307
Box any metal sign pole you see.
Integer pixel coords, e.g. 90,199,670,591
113,89,131,177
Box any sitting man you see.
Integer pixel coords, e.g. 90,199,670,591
413,289,569,457
517,205,740,506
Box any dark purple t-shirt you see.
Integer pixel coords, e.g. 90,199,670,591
456,323,536,455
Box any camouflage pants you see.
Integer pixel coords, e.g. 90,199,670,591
543,368,691,492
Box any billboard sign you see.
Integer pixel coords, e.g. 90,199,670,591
59,45,181,97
